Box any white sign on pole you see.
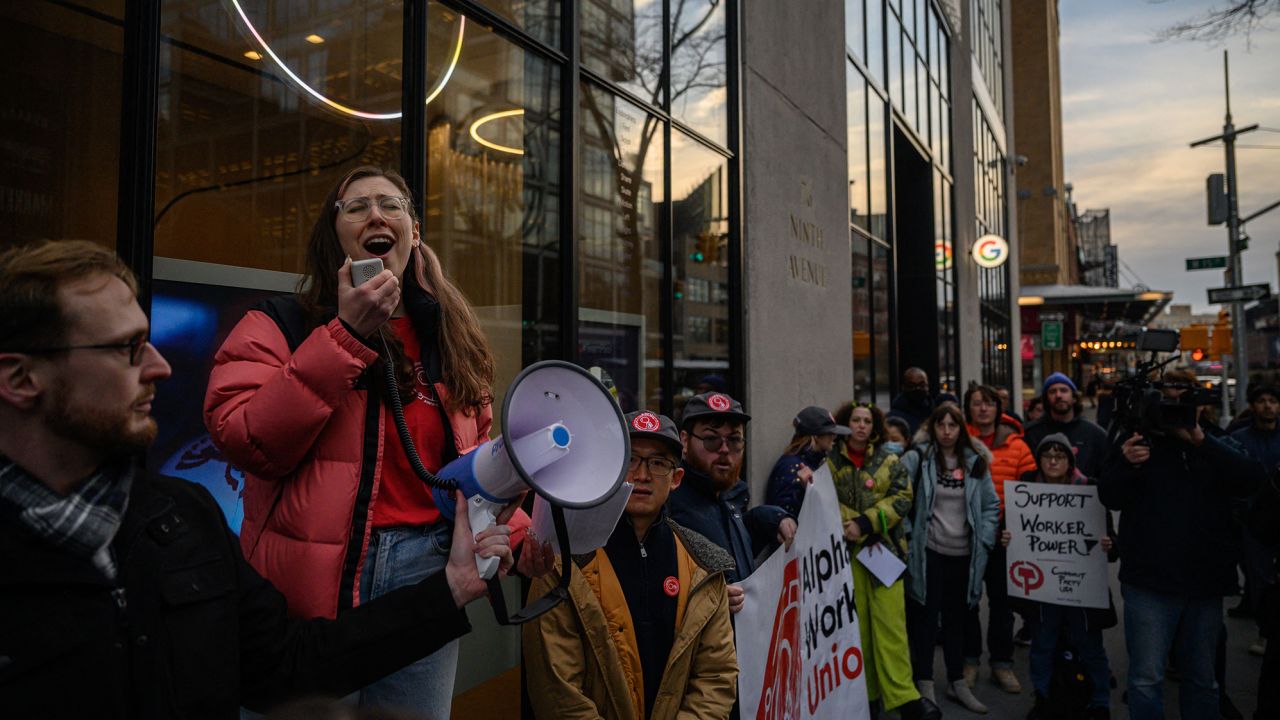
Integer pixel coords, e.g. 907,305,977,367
1004,481,1109,609
736,465,870,720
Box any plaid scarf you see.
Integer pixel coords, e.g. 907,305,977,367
0,457,133,580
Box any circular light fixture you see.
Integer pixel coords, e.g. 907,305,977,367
972,234,1009,269
469,109,525,155
230,1,465,120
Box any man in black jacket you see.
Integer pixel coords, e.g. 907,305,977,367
0,240,512,718
668,392,794,614
1024,372,1110,479
1098,400,1263,720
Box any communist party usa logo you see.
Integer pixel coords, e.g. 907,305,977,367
632,412,661,432
758,558,802,720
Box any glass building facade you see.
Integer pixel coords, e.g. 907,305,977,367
3,0,737,711
847,0,957,403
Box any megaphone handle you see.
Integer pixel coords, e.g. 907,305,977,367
467,496,502,581
487,500,575,626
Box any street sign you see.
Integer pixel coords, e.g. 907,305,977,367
1207,283,1270,304
1042,321,1063,351
1186,256,1228,271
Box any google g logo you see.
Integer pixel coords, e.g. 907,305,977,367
934,242,953,271
972,234,1009,269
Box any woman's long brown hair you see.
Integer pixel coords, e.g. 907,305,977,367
297,166,494,414
923,403,977,457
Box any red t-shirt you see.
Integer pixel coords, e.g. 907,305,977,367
372,318,447,528
845,445,867,469
979,432,997,449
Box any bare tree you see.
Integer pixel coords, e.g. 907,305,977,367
1156,0,1279,41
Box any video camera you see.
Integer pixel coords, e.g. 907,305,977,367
1108,328,1221,439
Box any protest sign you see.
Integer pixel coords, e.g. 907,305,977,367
736,465,870,720
1004,480,1109,609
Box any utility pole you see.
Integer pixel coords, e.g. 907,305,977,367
1191,50,1258,414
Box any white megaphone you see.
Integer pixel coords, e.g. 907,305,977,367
431,360,630,584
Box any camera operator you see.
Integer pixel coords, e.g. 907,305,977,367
1098,369,1264,720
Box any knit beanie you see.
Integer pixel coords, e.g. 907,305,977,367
1036,432,1076,470
1042,372,1077,396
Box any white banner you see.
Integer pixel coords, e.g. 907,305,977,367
1004,480,1109,609
736,465,870,720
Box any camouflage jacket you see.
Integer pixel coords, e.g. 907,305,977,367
827,439,913,561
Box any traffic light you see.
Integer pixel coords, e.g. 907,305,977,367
1180,326,1209,356
1191,348,1206,362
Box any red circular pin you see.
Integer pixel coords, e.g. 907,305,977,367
663,576,680,597
708,394,731,411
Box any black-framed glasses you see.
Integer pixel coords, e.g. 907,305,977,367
1041,450,1069,461
334,195,411,223
694,434,745,453
627,455,677,478
12,333,150,366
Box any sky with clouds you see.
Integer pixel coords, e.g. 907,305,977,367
1058,0,1280,313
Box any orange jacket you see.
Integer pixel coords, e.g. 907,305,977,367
968,415,1036,515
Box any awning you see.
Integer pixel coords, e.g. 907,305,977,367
1018,284,1172,325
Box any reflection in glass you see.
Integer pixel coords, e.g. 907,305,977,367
154,0,405,272
581,0,663,108
672,131,729,418
847,70,868,232
867,95,887,240
578,84,665,414
845,0,865,63
0,0,124,248
671,0,727,146
872,240,893,406
423,2,562,406
866,0,884,87
852,231,871,401
887,17,902,113
476,0,560,47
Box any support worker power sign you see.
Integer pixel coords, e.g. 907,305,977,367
735,465,870,720
1004,481,1109,609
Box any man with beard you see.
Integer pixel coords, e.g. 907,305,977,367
0,240,512,718
888,367,934,434
1023,372,1109,479
668,392,796,613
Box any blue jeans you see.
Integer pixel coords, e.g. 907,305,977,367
357,523,459,718
1122,583,1221,720
1027,604,1110,708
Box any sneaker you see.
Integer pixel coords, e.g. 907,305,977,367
1014,623,1032,646
963,663,979,688
897,697,943,720
916,679,936,705
992,666,1022,694
1250,637,1267,657
947,679,989,714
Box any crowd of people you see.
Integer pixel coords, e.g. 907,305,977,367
1,168,1277,720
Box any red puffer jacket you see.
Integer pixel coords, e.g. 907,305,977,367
968,415,1036,516
205,304,516,620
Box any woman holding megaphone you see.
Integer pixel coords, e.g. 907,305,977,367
206,166,548,716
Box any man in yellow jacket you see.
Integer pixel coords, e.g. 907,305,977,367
523,411,738,720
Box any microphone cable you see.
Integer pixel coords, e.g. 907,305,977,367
377,328,457,492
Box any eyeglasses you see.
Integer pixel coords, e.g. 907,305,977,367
694,434,745,453
334,195,411,223
628,455,678,478
1041,450,1069,461
13,333,150,366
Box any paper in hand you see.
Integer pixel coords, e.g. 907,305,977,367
856,542,907,586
